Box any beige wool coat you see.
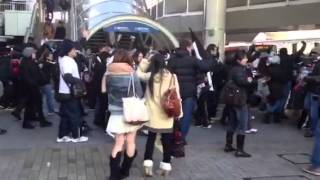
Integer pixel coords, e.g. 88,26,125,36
137,58,183,133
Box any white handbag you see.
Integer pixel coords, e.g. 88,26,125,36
122,74,149,125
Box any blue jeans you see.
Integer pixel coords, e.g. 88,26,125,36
227,105,248,135
311,120,320,168
304,93,311,111
267,100,283,113
267,82,292,113
41,84,55,113
278,82,292,112
180,97,196,140
310,93,320,134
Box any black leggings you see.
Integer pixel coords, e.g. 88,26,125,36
144,131,172,163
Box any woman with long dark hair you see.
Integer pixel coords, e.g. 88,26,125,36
224,50,253,158
137,53,182,176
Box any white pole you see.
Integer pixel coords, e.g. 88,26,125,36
204,0,226,61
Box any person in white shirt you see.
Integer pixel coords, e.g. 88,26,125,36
57,39,88,143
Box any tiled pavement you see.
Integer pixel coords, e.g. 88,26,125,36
0,108,317,180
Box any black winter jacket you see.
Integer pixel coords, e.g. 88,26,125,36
304,60,320,94
20,58,43,88
280,43,306,82
167,49,214,99
229,65,252,90
39,60,55,85
267,64,287,100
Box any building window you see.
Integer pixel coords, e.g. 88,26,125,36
157,1,163,17
250,0,286,5
151,6,156,19
227,0,247,8
188,0,204,12
165,0,187,14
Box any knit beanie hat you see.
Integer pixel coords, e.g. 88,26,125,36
60,39,75,56
22,47,36,58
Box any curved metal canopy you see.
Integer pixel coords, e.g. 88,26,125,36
86,15,179,48
76,0,178,49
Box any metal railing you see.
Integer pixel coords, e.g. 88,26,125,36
24,3,38,43
0,2,35,12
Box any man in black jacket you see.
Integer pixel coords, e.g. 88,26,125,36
168,39,214,143
278,41,306,118
93,46,110,129
20,47,52,129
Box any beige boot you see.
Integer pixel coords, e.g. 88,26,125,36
159,162,171,176
143,160,153,177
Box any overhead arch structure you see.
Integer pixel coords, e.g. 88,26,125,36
74,0,179,50
86,15,179,49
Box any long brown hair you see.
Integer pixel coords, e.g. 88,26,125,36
112,49,133,66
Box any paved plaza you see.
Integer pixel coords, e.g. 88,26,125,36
0,108,317,180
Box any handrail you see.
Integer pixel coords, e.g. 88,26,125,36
24,3,38,43
0,2,35,12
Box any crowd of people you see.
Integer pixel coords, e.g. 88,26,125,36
1,36,320,178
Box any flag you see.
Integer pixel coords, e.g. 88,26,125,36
189,28,207,60
189,28,214,91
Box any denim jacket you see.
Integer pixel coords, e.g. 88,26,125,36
107,73,143,113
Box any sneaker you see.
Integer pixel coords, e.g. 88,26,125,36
71,136,88,143
202,124,212,129
303,166,320,176
56,136,72,143
47,112,55,116
245,128,258,134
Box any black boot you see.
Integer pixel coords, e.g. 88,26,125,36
109,152,122,180
263,113,271,124
22,122,35,129
235,135,251,158
120,150,137,179
224,132,236,152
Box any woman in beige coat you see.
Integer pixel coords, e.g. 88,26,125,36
137,54,182,177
